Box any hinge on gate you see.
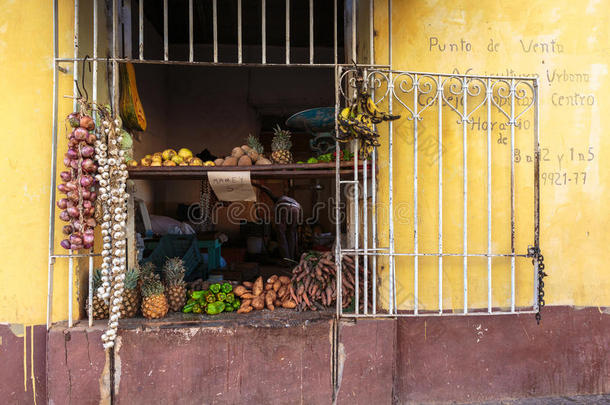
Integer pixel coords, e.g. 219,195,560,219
528,245,547,324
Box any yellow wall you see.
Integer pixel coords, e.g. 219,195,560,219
372,0,609,309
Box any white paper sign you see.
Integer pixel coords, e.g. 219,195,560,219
208,171,256,202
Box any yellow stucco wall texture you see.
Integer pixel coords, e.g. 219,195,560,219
372,0,609,309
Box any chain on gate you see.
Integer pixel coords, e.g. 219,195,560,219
528,246,547,324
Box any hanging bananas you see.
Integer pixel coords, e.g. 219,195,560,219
336,68,400,159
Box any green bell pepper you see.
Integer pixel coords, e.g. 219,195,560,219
225,292,235,303
186,297,197,305
192,303,202,314
216,292,227,302
209,283,221,294
221,282,233,293
205,301,225,315
232,298,241,309
224,305,234,312
191,290,206,300
182,302,196,313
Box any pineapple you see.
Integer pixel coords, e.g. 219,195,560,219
140,271,169,319
162,257,187,312
88,268,108,320
119,267,140,318
270,125,293,164
247,133,264,154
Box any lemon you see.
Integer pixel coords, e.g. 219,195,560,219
203,160,215,167
150,160,162,167
171,155,184,165
163,160,177,166
162,149,177,161
189,158,204,166
178,148,193,160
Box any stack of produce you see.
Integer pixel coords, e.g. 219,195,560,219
57,112,99,251
89,269,109,320
182,282,240,315
136,148,208,167
233,275,296,313
118,267,141,318
214,134,272,166
290,251,372,312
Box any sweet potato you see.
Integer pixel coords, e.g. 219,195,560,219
282,300,297,309
277,285,287,299
267,275,278,284
241,292,256,299
253,276,263,296
274,299,282,307
234,285,248,297
273,280,281,292
243,281,253,288
252,294,265,310
265,282,273,291
240,299,252,308
237,305,253,314
279,276,291,285
266,291,276,310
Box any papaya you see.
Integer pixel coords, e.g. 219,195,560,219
119,63,147,131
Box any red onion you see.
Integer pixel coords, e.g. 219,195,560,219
65,181,78,191
70,159,79,170
67,206,80,218
80,175,94,187
62,225,73,235
82,200,92,209
86,133,97,145
72,220,82,231
86,218,97,228
59,211,70,221
60,171,72,182
83,232,95,246
68,138,79,147
84,207,95,217
81,159,97,173
72,127,88,141
67,112,81,128
88,191,97,201
66,191,79,202
80,115,95,130
81,189,91,200
57,183,68,193
56,198,69,210
83,242,93,250
63,157,72,167
60,239,72,250
80,145,94,158
70,244,84,251
67,148,79,159
69,233,83,245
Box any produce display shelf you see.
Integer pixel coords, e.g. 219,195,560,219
127,162,370,180
55,308,335,330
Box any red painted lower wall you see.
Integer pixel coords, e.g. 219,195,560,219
1,306,607,404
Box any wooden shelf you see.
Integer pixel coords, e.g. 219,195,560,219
128,162,370,180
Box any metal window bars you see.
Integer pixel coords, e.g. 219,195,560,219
334,66,540,317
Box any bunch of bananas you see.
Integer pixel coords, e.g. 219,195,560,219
336,71,400,159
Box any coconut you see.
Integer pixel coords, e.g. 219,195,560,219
255,157,272,165
222,156,238,166
231,147,245,158
247,149,259,162
214,158,225,166
238,155,252,166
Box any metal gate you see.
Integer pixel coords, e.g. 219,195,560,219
333,65,541,317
